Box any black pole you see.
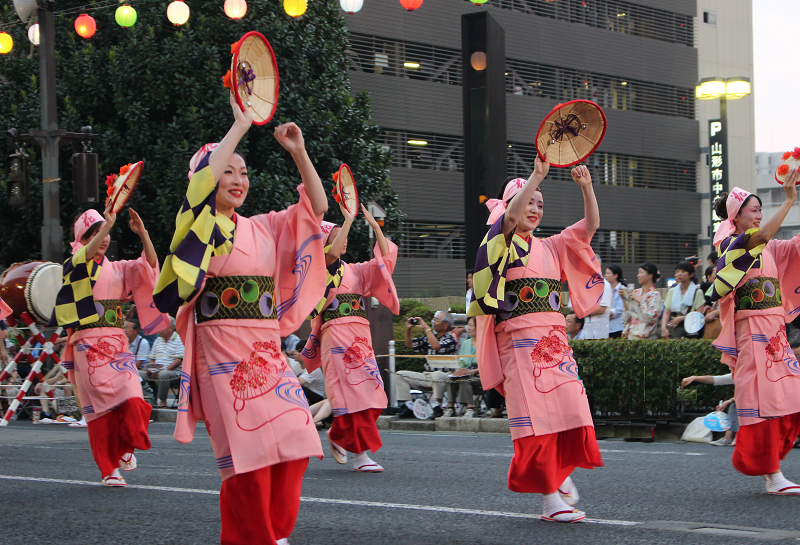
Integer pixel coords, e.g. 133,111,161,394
38,5,62,263
462,12,506,270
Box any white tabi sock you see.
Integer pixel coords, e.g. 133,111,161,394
764,472,800,494
542,492,585,522
353,452,375,466
558,475,580,506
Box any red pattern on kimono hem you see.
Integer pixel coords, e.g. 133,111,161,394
508,426,603,494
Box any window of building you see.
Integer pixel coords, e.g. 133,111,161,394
399,223,465,259
703,11,716,27
349,33,694,119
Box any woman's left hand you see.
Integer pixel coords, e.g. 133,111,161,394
274,122,305,155
668,315,685,328
128,208,146,236
571,165,592,188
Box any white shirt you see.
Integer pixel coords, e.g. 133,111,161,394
713,373,734,386
149,331,185,371
129,335,151,368
582,279,612,339
299,368,326,397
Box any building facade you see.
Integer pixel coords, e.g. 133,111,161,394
345,0,705,295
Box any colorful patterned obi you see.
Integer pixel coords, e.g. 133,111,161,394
734,276,781,312
322,293,367,323
75,299,123,330
196,275,276,323
497,278,563,323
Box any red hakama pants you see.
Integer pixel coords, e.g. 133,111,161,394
219,458,309,545
508,425,603,493
732,412,800,476
328,408,383,454
86,397,152,478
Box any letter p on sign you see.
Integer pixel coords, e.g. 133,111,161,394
710,121,722,137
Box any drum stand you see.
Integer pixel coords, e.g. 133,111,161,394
0,313,63,426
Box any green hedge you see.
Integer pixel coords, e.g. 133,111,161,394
572,339,732,420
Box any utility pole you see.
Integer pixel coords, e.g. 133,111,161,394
37,4,62,262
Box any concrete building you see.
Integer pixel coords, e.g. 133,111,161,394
756,151,800,240
345,0,710,295
696,0,755,259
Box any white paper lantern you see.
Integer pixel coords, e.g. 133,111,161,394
28,23,39,45
167,0,190,25
340,0,363,14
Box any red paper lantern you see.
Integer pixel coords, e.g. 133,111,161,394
399,0,423,11
75,14,97,39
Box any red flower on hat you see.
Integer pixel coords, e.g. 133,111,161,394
106,185,115,197
104,174,117,187
222,70,232,90
778,164,790,176
792,147,800,160
783,151,792,161
119,163,132,176
231,42,238,54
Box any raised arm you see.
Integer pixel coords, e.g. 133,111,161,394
571,165,599,235
502,154,549,238
326,209,353,266
83,203,116,262
361,203,390,256
747,168,798,250
274,123,328,217
128,208,157,267
209,95,253,183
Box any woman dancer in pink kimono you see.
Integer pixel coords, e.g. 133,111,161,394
468,158,604,523
302,206,399,472
153,96,328,545
709,171,800,495
54,206,168,486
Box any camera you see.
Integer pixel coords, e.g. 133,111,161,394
409,318,419,325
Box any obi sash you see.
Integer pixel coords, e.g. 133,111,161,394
75,299,123,330
195,275,277,323
322,293,367,323
734,276,782,312
497,278,562,323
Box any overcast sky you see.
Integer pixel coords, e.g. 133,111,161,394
752,0,799,152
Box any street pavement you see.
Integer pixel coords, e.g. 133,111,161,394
1,421,799,544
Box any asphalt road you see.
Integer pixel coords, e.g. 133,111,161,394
1,421,799,544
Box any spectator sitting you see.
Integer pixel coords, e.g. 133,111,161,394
444,316,479,418
124,319,151,370
395,311,459,419
141,317,184,408
662,261,705,339
681,373,737,446
33,364,73,421
566,312,585,340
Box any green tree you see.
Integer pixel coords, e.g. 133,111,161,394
0,0,397,265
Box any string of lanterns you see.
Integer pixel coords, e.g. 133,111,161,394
1,0,433,54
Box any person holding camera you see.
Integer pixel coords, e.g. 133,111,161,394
394,311,459,418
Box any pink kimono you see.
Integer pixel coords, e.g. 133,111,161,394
712,233,800,475
60,252,168,478
303,241,399,453
174,196,326,478
471,218,604,493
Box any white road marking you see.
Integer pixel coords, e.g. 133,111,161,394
0,474,638,526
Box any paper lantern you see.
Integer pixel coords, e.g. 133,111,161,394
284,0,307,17
470,0,489,4
340,0,363,13
224,0,247,19
0,33,12,54
115,5,137,27
167,0,190,25
28,23,39,46
399,0,423,11
74,14,97,39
